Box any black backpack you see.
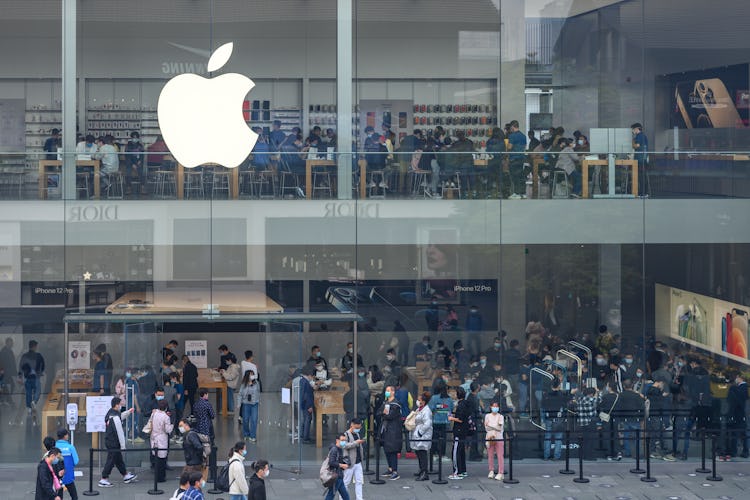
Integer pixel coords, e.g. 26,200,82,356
215,458,241,492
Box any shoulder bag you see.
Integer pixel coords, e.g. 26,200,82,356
598,393,619,423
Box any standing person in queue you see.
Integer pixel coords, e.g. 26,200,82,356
181,355,198,414
409,392,433,481
484,400,504,481
192,388,215,447
178,417,205,477
428,378,453,462
150,399,174,483
181,471,206,500
247,459,269,500
448,386,471,480
227,441,249,500
324,433,351,500
377,385,403,480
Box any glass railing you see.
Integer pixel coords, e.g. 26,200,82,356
2,150,750,201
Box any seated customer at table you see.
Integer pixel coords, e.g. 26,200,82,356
147,135,169,167
279,133,306,175
76,134,98,159
250,128,272,169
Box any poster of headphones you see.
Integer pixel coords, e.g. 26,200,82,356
668,63,749,129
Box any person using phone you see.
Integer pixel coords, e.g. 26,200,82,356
377,386,403,480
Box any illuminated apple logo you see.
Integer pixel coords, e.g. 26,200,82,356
157,43,258,168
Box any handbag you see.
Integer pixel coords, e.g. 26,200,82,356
319,458,338,488
404,410,418,432
142,413,154,435
598,393,619,423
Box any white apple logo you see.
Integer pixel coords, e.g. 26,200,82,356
157,42,258,168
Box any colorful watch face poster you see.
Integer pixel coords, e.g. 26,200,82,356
68,341,90,370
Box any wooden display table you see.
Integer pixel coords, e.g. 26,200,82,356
404,366,461,395
38,160,101,199
41,392,99,449
582,159,638,198
105,290,283,315
176,163,240,200
314,389,346,448
198,368,229,417
306,159,337,199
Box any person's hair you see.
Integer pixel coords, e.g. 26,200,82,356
509,120,519,128
311,345,320,352
490,127,503,139
273,120,282,127
179,416,195,428
434,377,448,398
162,374,171,385
584,387,596,396
346,341,353,348
456,386,467,400
198,388,208,397
470,381,479,393
369,365,383,383
43,436,56,451
528,130,536,137
219,344,228,351
419,391,431,405
179,471,191,486
510,339,519,347
157,399,169,411
51,128,60,135
168,339,178,347
29,340,38,349
623,379,633,390
251,459,269,473
130,131,140,139
84,134,95,143
111,396,121,408
155,386,165,394
188,471,203,486
46,447,61,457
182,354,191,362
230,441,245,457
386,347,395,355
350,417,362,425
56,428,69,440
244,350,253,359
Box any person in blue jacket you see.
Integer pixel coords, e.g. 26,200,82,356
55,428,80,500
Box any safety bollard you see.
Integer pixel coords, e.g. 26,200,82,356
640,436,656,482
147,447,164,495
503,434,519,484
363,429,374,476
695,430,710,474
369,437,385,485
82,447,100,496
706,434,723,482
559,429,574,474
573,434,589,484
630,428,645,474
431,433,448,485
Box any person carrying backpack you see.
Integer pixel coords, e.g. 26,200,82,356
216,441,248,499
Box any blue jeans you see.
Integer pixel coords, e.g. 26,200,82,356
621,421,641,457
543,419,564,460
242,403,258,439
227,387,234,412
518,382,528,413
229,495,247,500
325,475,350,500
569,169,582,195
24,377,40,408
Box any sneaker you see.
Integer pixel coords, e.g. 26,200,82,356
495,473,504,481
123,472,137,483
649,452,662,459
487,471,495,479
508,193,522,200
98,479,113,488
389,472,400,480
459,472,468,477
616,452,622,461
379,182,389,189
381,470,393,477
662,453,675,462
448,474,463,480
249,437,257,443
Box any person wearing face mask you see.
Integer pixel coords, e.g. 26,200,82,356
632,368,646,394
485,401,505,480
313,361,333,390
609,357,625,393
99,397,137,488
484,336,504,367
306,345,328,372
325,434,352,500
646,379,672,460
220,355,241,415
341,342,363,377
593,354,611,390
620,353,637,381
428,378,454,462
36,447,63,500
377,386,403,480
226,441,249,500
409,392,433,481
341,418,366,499
182,471,206,500
247,459,269,500
725,373,749,459
150,399,174,483
179,418,205,478
384,348,401,379
412,336,433,363
239,370,260,442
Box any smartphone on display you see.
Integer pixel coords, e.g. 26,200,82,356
726,308,749,358
722,313,728,351
695,79,743,128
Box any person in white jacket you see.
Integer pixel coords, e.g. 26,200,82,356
220,356,242,415
227,441,249,500
484,401,504,481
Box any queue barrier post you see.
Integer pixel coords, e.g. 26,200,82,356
82,447,100,496
706,433,723,482
695,430,710,474
431,432,448,485
369,433,385,485
502,433,519,484
572,434,589,484
630,427,645,474
207,446,222,494
640,436,656,483
147,447,164,496
559,429,574,475
363,425,374,476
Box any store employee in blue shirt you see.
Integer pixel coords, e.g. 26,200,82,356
631,122,649,195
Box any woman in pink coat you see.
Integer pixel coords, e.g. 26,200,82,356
150,399,174,483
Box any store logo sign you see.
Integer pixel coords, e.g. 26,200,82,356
157,43,258,168
68,205,119,222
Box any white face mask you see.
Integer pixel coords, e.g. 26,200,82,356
263,469,270,478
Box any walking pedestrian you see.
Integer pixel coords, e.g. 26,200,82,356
342,418,365,500
324,434,351,500
178,417,205,478
239,370,260,442
99,397,138,488
150,399,174,483
227,441,249,500
247,459,269,500
181,356,198,414
36,447,62,500
19,339,45,412
55,428,80,499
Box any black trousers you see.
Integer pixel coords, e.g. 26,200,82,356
186,389,197,414
154,455,167,482
62,481,78,500
416,450,428,474
102,450,126,478
452,436,466,475
431,423,447,457
578,422,597,459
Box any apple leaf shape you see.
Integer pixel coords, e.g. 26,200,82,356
207,43,233,72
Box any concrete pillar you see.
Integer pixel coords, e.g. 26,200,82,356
500,0,527,130
599,244,622,335
501,244,527,339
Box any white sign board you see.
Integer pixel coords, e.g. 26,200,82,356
68,341,91,370
185,340,208,368
86,396,113,433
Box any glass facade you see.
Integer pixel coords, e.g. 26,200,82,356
1,0,750,472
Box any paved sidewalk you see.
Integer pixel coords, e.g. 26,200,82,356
2,459,747,499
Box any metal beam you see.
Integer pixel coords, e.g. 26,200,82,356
62,0,77,200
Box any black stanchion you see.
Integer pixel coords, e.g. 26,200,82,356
363,428,374,476
432,433,448,485
147,448,164,495
82,447,100,496
630,428,645,474
695,430,710,474
640,436,656,483
706,434,723,482
369,437,385,485
207,446,222,494
503,434,519,484
559,429,574,475
573,435,589,484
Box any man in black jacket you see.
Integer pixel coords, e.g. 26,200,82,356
727,373,749,458
541,379,568,460
614,379,645,459
646,379,672,459
99,398,137,488
36,447,62,500
179,417,205,478
182,355,199,414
